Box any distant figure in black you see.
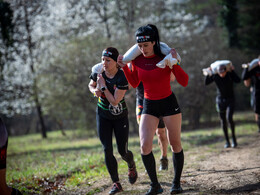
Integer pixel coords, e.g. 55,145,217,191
242,56,260,133
205,64,241,148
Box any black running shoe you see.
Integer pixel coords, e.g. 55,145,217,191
231,139,237,148
11,188,23,195
159,157,168,171
109,182,123,195
145,183,163,195
128,166,138,184
170,183,183,194
224,142,231,148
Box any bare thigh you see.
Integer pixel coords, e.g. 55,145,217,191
163,113,182,153
139,114,159,155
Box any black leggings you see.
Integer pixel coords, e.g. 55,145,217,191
216,97,236,142
96,114,134,182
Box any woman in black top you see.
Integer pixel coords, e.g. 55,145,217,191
88,47,137,194
242,57,260,133
205,64,241,148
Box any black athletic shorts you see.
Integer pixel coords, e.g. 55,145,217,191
136,98,165,128
142,93,181,118
216,96,235,113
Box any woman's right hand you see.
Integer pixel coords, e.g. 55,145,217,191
94,88,102,97
170,48,177,59
117,55,127,68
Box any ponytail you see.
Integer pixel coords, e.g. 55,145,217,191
147,24,162,56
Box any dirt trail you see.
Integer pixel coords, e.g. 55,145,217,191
92,132,260,195
183,132,260,194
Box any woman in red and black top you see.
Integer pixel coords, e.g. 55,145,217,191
118,24,189,195
0,118,22,195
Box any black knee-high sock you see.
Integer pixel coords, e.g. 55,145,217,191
172,150,184,186
141,152,158,186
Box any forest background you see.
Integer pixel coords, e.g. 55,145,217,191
0,0,260,138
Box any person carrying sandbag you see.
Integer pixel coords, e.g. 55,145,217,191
118,24,189,195
204,61,241,148
88,47,138,195
242,56,260,133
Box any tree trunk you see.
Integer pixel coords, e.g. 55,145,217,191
220,0,239,48
55,118,66,136
23,2,47,138
35,94,47,138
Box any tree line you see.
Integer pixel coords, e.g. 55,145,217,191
0,0,259,138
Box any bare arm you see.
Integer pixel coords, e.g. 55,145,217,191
97,74,127,106
88,79,102,97
103,88,127,106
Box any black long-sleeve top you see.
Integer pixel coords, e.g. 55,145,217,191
205,71,241,98
242,66,260,96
